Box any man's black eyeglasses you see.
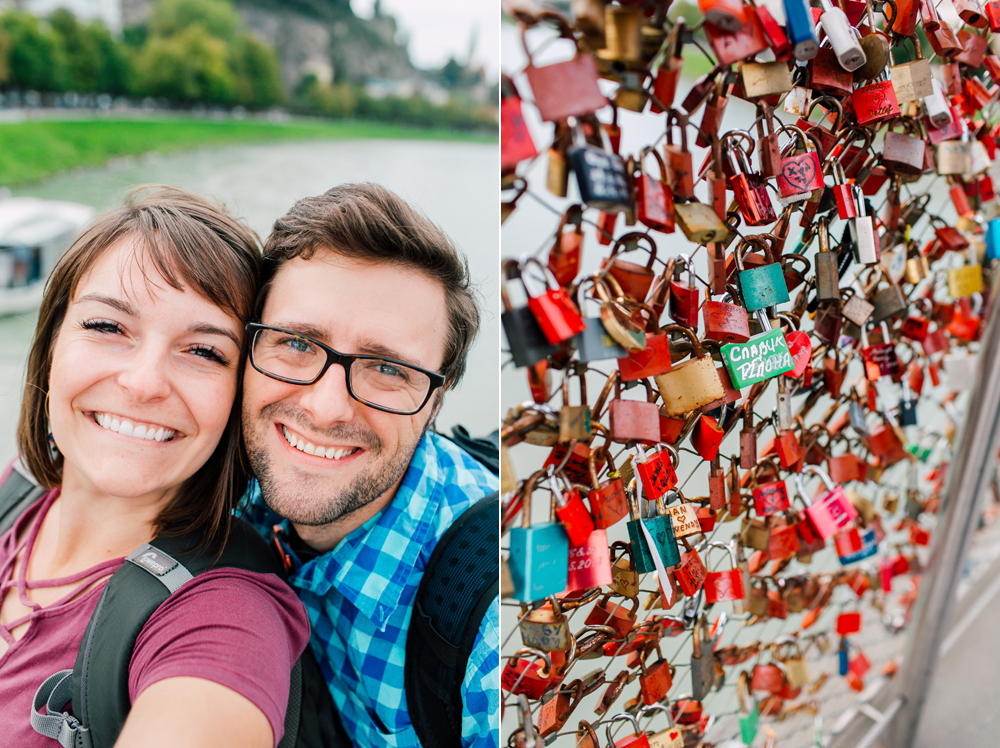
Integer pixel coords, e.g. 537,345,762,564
246,323,446,416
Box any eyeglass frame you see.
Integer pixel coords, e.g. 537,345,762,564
245,322,447,416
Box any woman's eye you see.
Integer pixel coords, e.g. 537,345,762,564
190,345,230,365
81,318,124,335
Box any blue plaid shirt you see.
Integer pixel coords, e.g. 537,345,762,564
243,432,499,748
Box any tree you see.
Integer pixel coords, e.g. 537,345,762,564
0,11,68,92
149,0,241,42
233,33,283,108
133,23,236,104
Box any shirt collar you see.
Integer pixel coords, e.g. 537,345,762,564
287,431,445,630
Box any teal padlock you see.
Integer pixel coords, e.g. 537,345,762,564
508,481,569,602
986,217,1000,262
736,238,790,312
625,479,681,573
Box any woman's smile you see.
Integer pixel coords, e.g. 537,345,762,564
89,411,179,442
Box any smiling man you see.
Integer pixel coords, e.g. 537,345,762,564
241,183,499,748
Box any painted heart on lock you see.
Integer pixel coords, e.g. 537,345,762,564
784,330,812,377
781,158,815,192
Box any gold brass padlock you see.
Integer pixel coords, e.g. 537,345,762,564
663,490,701,538
519,598,572,652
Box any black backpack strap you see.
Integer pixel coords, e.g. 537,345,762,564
444,426,500,475
405,492,499,748
0,459,47,537
60,519,349,748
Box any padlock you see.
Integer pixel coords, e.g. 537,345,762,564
767,515,801,560
698,76,730,146
664,109,695,199
605,713,651,748
522,18,607,122
509,477,569,602
627,478,681,573
882,117,926,175
813,217,840,301
586,593,640,638
835,524,879,564
783,0,820,59
703,541,747,603
522,258,587,345
936,139,972,176
675,545,708,598
736,237,790,312
501,75,538,172
795,465,859,539
887,36,933,104
691,616,721,700
724,131,777,227
636,443,679,502
609,380,661,444
501,259,558,367
777,640,809,688
566,525,614,591
947,260,984,298
519,597,572,652
502,648,557,699
781,253,811,293
742,61,794,100
549,467,596,548
852,72,901,126
567,123,633,212
668,254,700,328
634,148,675,233
660,491,701,544
750,658,786,694
574,280,632,363
817,0,866,70
691,414,725,461
547,204,583,287
810,46,855,96
609,541,640,597
675,200,730,245
536,680,585,738
735,671,760,744
653,326,726,416
600,232,658,302
776,124,824,204
638,650,676,706
750,459,790,516
864,265,907,325
956,27,989,67
638,704,684,748
596,4,643,62
559,368,592,443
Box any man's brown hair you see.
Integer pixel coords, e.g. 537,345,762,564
260,183,479,388
18,185,261,550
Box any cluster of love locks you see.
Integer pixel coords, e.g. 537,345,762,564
499,0,1000,744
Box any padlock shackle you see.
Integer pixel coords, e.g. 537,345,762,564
518,10,577,68
605,713,643,745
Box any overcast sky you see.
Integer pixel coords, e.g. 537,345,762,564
351,0,498,78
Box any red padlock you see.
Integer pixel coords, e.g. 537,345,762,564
751,460,790,516
691,415,725,462
767,521,801,560
703,298,751,343
836,611,862,635
636,445,678,501
587,446,629,529
638,655,675,705
523,258,586,344
635,148,676,233
676,548,707,597
703,542,746,603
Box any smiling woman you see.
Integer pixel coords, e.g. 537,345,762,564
0,186,345,748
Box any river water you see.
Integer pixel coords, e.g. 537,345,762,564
0,137,499,459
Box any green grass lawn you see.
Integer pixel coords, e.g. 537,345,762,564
0,117,495,186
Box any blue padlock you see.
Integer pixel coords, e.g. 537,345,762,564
986,217,1000,262
838,637,849,676
783,0,819,61
508,482,569,602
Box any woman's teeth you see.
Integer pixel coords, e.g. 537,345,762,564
282,426,357,460
96,413,175,442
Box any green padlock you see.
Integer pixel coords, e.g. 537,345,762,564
738,671,760,744
737,237,790,312
625,478,681,574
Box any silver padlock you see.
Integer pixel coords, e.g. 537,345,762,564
924,78,952,129
818,0,866,71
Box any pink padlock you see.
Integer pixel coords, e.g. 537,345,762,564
566,528,614,591
795,465,858,540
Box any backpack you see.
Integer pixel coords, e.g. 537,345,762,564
406,428,499,748
0,462,349,748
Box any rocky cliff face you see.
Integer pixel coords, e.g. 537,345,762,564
121,0,417,90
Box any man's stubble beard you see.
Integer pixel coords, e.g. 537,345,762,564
243,400,429,526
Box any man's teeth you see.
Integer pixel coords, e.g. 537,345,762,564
282,426,357,460
96,413,174,442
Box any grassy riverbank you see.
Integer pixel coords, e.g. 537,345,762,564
0,117,495,185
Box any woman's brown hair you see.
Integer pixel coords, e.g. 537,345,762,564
17,185,261,551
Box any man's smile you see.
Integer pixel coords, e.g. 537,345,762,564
278,423,363,461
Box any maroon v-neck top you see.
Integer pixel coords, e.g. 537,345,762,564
0,487,310,747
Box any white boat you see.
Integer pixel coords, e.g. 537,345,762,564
0,198,94,316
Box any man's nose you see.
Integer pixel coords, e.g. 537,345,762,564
297,362,357,428
117,342,172,403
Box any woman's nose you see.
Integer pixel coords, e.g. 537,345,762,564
116,342,172,402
